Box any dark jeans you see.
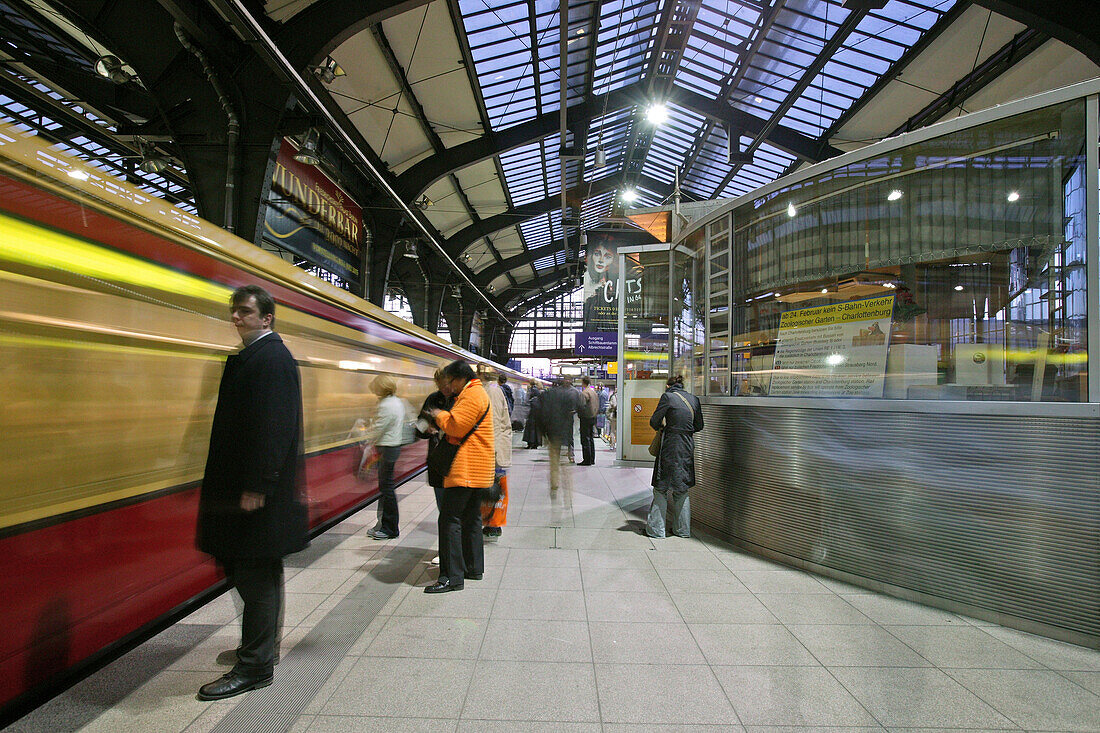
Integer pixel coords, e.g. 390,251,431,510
378,445,402,536
438,486,484,584
579,416,596,463
221,557,284,677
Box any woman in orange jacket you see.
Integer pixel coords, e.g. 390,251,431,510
424,360,494,593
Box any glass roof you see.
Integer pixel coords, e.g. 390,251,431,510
453,0,959,280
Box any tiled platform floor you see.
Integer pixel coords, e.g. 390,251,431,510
11,436,1100,732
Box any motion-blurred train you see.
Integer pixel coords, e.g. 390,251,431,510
0,125,537,714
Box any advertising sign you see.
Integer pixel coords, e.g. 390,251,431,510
575,230,654,357
263,138,363,286
769,296,894,398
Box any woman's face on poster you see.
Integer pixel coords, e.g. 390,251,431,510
591,244,614,276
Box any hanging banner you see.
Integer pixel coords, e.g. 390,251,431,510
263,138,363,286
769,296,895,398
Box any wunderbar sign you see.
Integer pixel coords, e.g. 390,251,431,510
263,138,363,285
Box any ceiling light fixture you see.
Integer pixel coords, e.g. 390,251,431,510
887,189,903,201
294,128,321,166
309,57,345,84
594,146,607,167
402,240,419,259
138,142,169,173
621,188,638,204
787,202,797,218
67,168,90,181
94,55,133,84
820,288,828,294
954,284,964,291
1007,191,1020,202
645,103,668,125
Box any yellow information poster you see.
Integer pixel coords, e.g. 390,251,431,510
770,296,894,398
630,397,660,445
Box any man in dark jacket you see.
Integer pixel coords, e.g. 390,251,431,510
196,285,307,700
497,374,514,413
538,379,584,519
648,374,704,538
521,386,542,448
578,377,599,465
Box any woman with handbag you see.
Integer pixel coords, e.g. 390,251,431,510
647,374,704,539
424,360,494,593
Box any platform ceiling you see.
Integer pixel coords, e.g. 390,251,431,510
1,0,1098,320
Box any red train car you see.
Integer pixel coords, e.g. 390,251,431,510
0,126,533,717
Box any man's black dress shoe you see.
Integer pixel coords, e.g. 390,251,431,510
578,461,594,466
197,670,272,700
425,578,463,593
464,572,483,580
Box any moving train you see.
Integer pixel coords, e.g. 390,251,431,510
0,125,537,715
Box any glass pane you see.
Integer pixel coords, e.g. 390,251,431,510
728,98,1088,402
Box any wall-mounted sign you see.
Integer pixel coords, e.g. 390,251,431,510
630,397,659,445
769,296,895,398
263,138,363,286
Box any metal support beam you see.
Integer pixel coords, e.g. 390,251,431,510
392,81,840,202
976,0,1100,66
890,27,1048,136
445,173,672,258
710,5,870,196
208,0,512,321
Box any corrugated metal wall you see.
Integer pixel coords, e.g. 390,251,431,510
694,402,1100,647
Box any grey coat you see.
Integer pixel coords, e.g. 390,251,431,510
538,385,584,444
649,386,704,492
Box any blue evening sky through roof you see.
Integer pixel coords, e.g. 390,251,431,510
456,0,956,272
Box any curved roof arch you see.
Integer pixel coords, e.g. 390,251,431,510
4,0,1096,327
274,0,1097,320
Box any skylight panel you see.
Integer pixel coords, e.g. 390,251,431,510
591,0,658,94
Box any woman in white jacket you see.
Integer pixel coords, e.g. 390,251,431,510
367,375,406,540
481,369,512,538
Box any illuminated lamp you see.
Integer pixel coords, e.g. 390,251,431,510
294,129,322,166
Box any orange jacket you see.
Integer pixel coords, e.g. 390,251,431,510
435,378,495,489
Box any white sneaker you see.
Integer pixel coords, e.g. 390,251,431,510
430,556,440,565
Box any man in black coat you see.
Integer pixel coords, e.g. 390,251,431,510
196,285,307,701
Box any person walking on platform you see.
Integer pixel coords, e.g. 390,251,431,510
578,376,599,465
481,369,512,539
606,388,617,448
539,378,584,522
425,360,494,593
196,285,307,701
366,375,406,540
648,374,704,538
522,385,542,449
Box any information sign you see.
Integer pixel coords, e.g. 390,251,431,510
630,397,659,445
769,296,894,398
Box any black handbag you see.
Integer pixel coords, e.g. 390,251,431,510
426,405,489,480
482,473,503,505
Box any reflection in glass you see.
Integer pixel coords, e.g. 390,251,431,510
724,99,1088,402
